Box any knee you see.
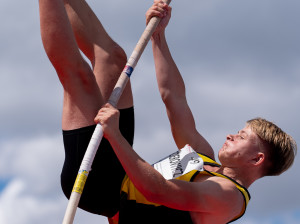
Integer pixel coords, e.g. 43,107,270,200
95,44,127,72
56,58,97,92
109,44,127,71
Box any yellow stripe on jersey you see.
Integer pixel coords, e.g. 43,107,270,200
121,175,161,206
198,153,220,167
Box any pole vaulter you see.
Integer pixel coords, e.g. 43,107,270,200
62,0,172,223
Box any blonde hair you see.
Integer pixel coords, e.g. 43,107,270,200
247,118,297,176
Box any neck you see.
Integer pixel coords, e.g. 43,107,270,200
215,166,257,188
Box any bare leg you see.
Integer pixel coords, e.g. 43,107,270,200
39,1,134,219
63,0,133,108
39,0,133,130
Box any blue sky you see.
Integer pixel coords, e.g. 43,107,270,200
0,0,299,223
0,180,8,192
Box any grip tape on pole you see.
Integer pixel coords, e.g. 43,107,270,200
72,170,89,194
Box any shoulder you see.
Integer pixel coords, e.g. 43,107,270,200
193,175,244,217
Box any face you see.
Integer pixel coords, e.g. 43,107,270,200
218,125,262,167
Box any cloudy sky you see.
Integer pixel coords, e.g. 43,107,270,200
0,0,299,223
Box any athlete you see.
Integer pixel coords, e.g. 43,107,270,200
39,0,296,223
94,1,297,223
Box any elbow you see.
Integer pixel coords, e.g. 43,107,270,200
160,88,171,104
160,88,187,109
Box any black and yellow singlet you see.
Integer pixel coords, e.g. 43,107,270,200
118,152,251,224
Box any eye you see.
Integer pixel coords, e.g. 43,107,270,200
238,135,245,140
237,131,246,140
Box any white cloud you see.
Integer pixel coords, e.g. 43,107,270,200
0,134,110,224
0,179,65,224
1,0,300,224
0,134,64,224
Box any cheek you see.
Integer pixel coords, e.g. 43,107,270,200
222,142,237,154
218,147,236,162
220,144,244,160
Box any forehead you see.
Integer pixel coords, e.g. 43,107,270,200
240,126,259,141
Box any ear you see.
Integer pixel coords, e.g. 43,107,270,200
252,152,265,166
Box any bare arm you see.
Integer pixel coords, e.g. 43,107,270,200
95,104,242,220
147,1,214,158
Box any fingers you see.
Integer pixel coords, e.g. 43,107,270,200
95,103,109,121
94,103,118,125
146,0,171,25
94,103,120,139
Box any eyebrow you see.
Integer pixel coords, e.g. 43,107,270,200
238,130,248,136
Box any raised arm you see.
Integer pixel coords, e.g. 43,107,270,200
147,1,214,158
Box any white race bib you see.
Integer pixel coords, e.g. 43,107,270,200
152,145,204,180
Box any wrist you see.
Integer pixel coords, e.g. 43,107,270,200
151,31,166,42
105,128,122,143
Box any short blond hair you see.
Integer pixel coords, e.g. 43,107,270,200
247,118,297,176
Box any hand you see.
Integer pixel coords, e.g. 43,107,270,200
146,0,172,36
94,103,120,140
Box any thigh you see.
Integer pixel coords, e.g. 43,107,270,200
39,0,105,130
61,107,134,217
64,0,133,111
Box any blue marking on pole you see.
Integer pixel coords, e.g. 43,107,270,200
123,65,134,77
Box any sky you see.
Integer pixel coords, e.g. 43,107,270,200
0,0,299,223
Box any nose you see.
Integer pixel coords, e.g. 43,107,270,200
227,134,234,140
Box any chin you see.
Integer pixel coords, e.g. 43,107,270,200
218,151,229,165
218,148,225,157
